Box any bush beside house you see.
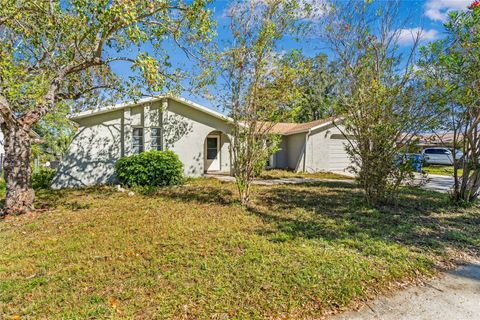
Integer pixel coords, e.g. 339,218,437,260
32,168,56,190
115,150,183,187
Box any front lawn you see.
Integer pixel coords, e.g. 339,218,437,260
259,169,352,180
423,165,463,177
1,179,479,319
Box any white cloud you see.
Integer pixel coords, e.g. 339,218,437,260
424,0,471,22
296,0,329,21
396,27,440,45
225,0,328,21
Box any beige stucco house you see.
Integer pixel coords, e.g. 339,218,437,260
52,96,352,188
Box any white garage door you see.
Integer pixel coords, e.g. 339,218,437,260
328,136,351,171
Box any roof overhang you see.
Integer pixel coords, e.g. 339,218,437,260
281,118,342,136
69,96,342,137
70,95,233,123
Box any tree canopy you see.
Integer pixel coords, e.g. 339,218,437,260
0,0,215,214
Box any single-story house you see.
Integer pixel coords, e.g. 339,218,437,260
52,96,352,188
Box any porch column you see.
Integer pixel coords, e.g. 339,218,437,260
144,104,151,151
124,107,132,156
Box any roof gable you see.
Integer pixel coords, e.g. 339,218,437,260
269,117,336,135
70,96,232,123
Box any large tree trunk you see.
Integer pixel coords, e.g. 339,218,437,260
1,123,35,215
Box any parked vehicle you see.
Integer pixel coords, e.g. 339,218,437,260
421,147,463,165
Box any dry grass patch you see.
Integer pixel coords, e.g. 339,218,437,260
1,179,479,319
259,169,352,180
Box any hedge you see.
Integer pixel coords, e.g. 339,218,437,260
115,150,183,187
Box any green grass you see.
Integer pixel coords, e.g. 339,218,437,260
423,165,463,177
259,169,352,180
1,179,479,319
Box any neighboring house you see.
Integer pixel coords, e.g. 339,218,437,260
417,132,462,148
52,96,352,188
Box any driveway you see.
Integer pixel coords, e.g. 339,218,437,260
204,174,352,185
420,174,454,193
331,263,480,320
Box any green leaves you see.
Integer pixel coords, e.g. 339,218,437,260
0,0,216,120
418,2,480,203
132,53,164,91
221,0,309,204
116,150,184,187
321,0,428,205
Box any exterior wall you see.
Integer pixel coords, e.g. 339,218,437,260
272,136,288,169
220,133,231,172
164,100,232,176
52,110,123,188
304,123,350,172
53,98,232,188
269,123,350,173
286,133,306,171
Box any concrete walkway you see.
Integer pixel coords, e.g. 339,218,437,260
421,174,454,193
331,263,480,320
204,174,352,185
206,173,454,193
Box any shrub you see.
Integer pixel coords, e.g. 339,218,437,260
115,150,183,187
32,168,56,190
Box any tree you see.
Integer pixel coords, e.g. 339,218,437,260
221,0,310,206
31,102,76,166
322,0,434,205
291,54,338,123
0,0,214,215
419,1,480,203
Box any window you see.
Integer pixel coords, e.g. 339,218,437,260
424,148,450,155
151,127,162,151
206,137,218,160
132,127,144,154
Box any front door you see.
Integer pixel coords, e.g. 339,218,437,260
205,136,220,171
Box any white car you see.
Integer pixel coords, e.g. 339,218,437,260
421,147,463,165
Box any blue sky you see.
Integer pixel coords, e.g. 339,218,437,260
114,0,474,112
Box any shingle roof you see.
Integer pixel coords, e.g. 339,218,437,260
418,132,464,145
268,117,335,135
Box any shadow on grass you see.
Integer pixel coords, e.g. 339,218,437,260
155,180,474,258
20,178,478,260
246,181,479,258
33,186,117,211
154,181,235,205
